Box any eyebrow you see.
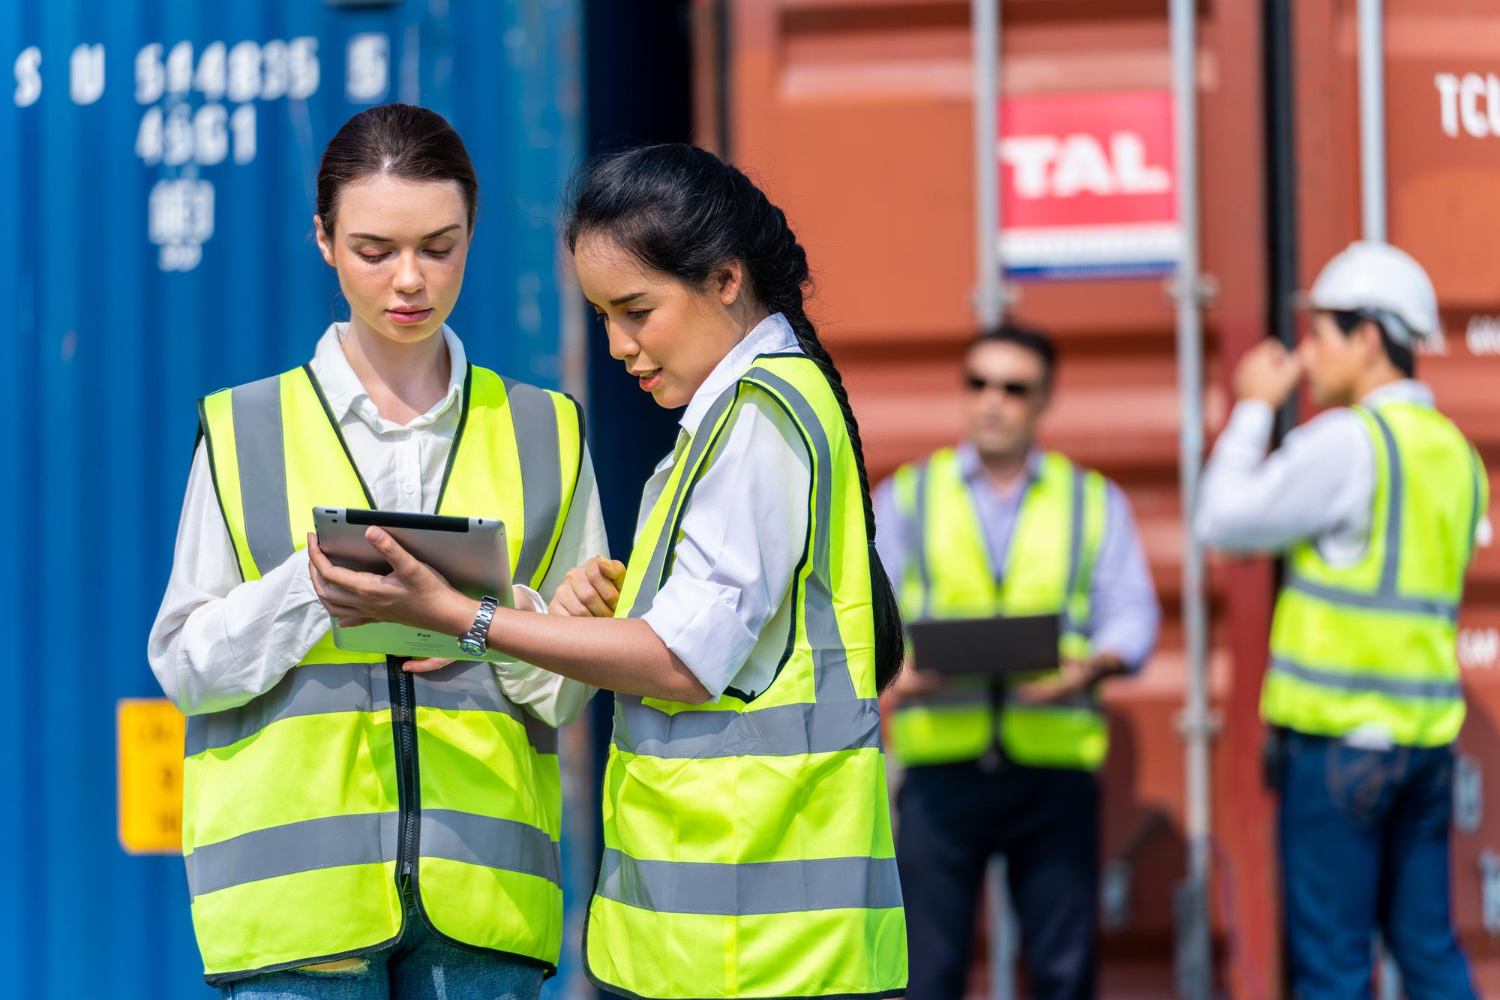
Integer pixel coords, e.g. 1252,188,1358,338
345,224,461,243
609,292,646,306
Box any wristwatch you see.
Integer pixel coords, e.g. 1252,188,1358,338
457,595,501,657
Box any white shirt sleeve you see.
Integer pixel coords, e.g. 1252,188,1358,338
147,442,331,716
1088,483,1161,670
1195,400,1374,554
871,476,908,592
491,444,606,727
641,395,812,700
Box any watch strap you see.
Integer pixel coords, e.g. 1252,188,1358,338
459,595,501,655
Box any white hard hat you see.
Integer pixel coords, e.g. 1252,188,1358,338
1302,240,1440,344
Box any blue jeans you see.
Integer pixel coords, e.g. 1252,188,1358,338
1277,730,1476,1000
219,889,546,1000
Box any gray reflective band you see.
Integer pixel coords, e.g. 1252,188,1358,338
743,367,856,702
1369,409,1404,595
614,697,881,758
1284,573,1458,622
596,849,902,916
412,662,559,755
626,385,740,618
1288,410,1463,620
503,378,565,588
186,809,560,898
231,374,294,575
185,661,559,757
1270,657,1463,700
187,811,399,898
421,808,561,886
807,582,857,702
186,662,393,756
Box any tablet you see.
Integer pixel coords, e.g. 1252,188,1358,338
313,507,514,663
905,613,1060,677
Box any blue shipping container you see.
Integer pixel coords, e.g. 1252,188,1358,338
0,1,588,996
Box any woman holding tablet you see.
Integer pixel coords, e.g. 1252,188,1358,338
308,143,909,1000
147,104,604,997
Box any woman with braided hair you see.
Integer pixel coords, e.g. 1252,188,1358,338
308,143,908,1000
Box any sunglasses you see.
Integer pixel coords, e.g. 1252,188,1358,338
964,373,1044,398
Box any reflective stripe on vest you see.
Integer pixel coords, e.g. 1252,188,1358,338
189,364,581,983
585,355,907,1000
1263,403,1486,747
889,448,1109,770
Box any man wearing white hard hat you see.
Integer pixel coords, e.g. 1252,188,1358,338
1196,241,1488,999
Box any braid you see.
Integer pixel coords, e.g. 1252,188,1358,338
763,268,878,544
752,198,903,691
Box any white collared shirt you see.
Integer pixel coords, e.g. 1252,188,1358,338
637,312,813,700
147,323,605,725
1195,379,1490,561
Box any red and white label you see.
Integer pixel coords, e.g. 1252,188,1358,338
998,90,1180,278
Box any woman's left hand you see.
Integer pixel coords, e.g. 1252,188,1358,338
307,528,467,633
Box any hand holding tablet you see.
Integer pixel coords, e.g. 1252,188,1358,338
312,507,515,662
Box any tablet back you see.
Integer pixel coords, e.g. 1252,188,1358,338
906,613,1060,677
313,507,514,663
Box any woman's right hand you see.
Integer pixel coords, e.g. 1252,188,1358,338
550,556,626,618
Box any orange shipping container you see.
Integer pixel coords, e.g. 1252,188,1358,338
692,0,1500,995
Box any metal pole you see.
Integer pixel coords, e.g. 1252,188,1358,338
1358,0,1387,242
972,0,1005,328
986,857,1017,1000
971,8,1016,994
1169,0,1213,996
1361,6,1396,990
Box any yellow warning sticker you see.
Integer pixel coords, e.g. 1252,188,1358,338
117,698,184,855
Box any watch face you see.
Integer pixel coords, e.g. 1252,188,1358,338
457,638,484,657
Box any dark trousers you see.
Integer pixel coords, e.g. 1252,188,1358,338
1277,730,1476,1000
897,761,1099,1000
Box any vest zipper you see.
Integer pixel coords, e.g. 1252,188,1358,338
303,367,442,900
389,657,420,887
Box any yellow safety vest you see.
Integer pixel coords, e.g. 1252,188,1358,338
888,448,1109,770
585,354,908,1000
1263,401,1487,747
188,363,582,984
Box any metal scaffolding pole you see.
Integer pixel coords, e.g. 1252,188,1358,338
1169,0,1213,996
1358,0,1387,242
972,6,1019,998
1358,5,1403,995
972,0,1005,330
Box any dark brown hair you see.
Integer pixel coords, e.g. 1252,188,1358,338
1331,309,1416,378
971,323,1058,382
316,103,478,237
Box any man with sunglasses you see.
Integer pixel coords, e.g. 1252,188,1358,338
1196,242,1485,999
874,324,1159,1000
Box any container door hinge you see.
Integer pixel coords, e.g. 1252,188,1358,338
1455,754,1483,833
1174,708,1222,741
1480,850,1500,935
1164,274,1218,307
